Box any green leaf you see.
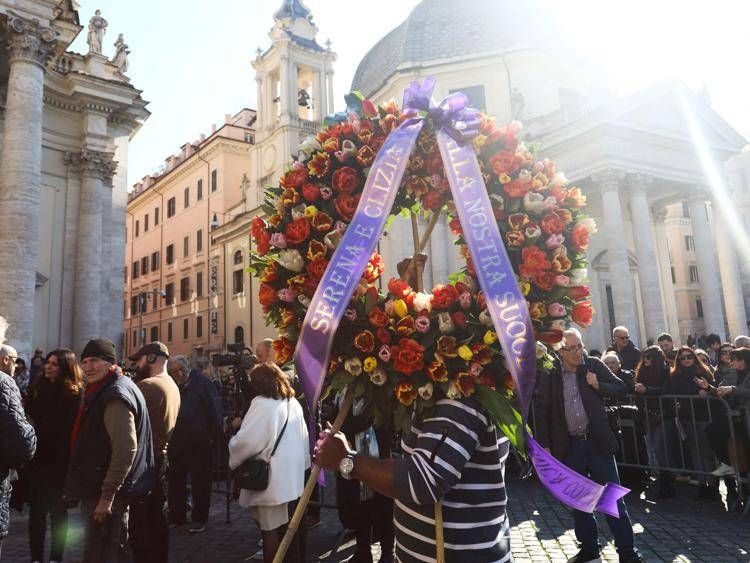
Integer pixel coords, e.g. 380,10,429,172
328,370,354,393
473,386,526,456
394,404,412,435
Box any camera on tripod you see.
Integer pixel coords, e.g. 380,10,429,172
211,342,257,370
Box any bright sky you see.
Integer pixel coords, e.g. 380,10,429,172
69,0,750,186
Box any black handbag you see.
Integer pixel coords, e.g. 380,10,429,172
233,400,290,491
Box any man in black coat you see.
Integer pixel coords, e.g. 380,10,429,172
612,326,641,371
534,328,643,563
0,339,37,557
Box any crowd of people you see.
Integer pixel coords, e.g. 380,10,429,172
2,308,749,563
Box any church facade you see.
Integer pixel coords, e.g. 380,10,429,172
351,0,749,352
0,1,148,357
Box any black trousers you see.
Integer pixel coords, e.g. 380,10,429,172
706,417,750,465
168,441,213,524
28,480,68,562
130,454,169,563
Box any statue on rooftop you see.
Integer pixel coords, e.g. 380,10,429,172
112,33,130,80
86,10,108,55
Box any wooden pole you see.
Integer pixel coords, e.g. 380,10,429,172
272,390,355,563
435,501,446,563
400,209,440,283
410,212,424,292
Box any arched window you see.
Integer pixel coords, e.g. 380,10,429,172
233,250,243,265
234,326,245,345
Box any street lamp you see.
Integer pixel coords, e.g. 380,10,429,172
138,289,166,347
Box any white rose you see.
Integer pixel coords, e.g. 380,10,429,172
369,368,387,386
437,312,455,334
344,357,363,377
324,230,342,249
298,136,322,160
413,292,433,313
569,268,588,285
551,172,568,187
575,217,598,234
535,341,548,359
549,319,566,330
291,204,307,220
479,310,494,327
277,249,304,273
446,381,462,399
297,294,311,307
523,192,545,214
418,382,434,400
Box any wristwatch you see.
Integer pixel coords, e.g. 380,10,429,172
338,451,357,480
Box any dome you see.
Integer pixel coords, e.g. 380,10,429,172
351,0,563,97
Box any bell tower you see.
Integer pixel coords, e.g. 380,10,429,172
253,0,337,191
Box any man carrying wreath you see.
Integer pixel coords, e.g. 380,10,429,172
315,258,511,563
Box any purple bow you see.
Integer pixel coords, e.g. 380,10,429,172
403,77,481,144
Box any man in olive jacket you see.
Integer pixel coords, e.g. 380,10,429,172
534,328,643,563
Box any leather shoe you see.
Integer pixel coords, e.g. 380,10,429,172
619,551,645,563
567,549,601,563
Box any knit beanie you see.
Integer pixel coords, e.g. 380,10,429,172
81,338,117,364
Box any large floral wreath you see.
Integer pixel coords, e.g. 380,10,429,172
250,93,595,435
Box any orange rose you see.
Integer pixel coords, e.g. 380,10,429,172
334,193,359,222
556,209,573,225
519,246,552,279
356,146,375,167
332,166,359,194
279,308,296,328
504,179,532,198
488,151,520,175
322,136,339,153
390,338,425,375
427,360,448,382
540,213,565,235
258,283,277,310
306,257,329,280
395,316,416,337
388,277,412,299
551,250,572,273
534,271,556,291
311,212,333,233
570,224,590,251
281,187,301,208
572,301,594,327
280,168,308,189
395,382,418,406
368,307,389,328
272,338,294,365
354,330,376,353
431,284,459,310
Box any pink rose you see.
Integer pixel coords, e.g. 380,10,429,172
459,292,473,310
554,275,570,287
470,362,483,377
548,302,566,317
384,300,395,316
545,234,565,249
378,345,391,362
320,187,333,201
543,197,558,211
277,289,295,303
335,221,347,233
344,308,357,322
269,233,287,249
415,315,431,334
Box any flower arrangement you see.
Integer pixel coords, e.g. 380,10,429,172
249,93,595,436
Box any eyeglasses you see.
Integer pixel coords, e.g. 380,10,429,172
561,343,583,353
678,355,695,361
720,350,732,356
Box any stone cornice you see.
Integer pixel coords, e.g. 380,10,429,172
591,168,626,191
5,12,58,68
65,149,118,183
626,172,654,195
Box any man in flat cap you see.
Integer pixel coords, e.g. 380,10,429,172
128,342,180,562
64,338,155,562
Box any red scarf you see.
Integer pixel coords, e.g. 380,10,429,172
69,376,110,451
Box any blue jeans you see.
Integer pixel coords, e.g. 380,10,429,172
564,437,636,555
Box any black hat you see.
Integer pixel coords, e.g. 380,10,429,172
128,341,170,361
81,338,117,364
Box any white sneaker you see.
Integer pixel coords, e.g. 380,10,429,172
711,463,735,477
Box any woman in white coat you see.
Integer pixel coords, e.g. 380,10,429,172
228,362,310,562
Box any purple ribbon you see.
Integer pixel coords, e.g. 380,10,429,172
295,78,628,517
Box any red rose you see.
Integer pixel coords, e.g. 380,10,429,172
332,166,359,194
354,330,376,353
504,179,532,198
427,360,448,382
363,253,384,283
302,183,320,202
431,284,459,310
390,338,425,376
541,213,565,236
356,146,375,167
323,137,339,153
368,307,389,328
489,151,520,175
519,246,552,279
376,327,392,344
568,286,590,300
334,193,359,221
422,191,443,211
572,301,594,327
285,217,311,244
302,276,319,297
387,277,412,299
258,284,277,310
451,311,468,329
255,229,270,256
306,257,329,280
250,216,266,240
395,316,416,337
534,271,556,291
449,218,463,235
280,168,308,189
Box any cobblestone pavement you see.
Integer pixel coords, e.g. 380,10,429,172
3,475,749,562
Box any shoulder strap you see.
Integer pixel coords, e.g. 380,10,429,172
269,399,291,459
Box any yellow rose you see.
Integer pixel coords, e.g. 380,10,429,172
393,299,408,319
458,345,474,361
484,330,498,345
529,302,548,320
499,173,512,185
519,281,531,296
304,205,318,219
363,356,378,372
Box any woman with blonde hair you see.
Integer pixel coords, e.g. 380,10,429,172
228,362,309,563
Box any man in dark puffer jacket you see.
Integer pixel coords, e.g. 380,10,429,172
534,328,643,563
0,335,37,557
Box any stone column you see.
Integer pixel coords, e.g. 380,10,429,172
688,189,727,336
652,205,681,340
627,174,667,339
0,16,56,356
280,54,292,117
593,169,639,339
713,204,748,338
326,71,335,115
65,150,117,352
